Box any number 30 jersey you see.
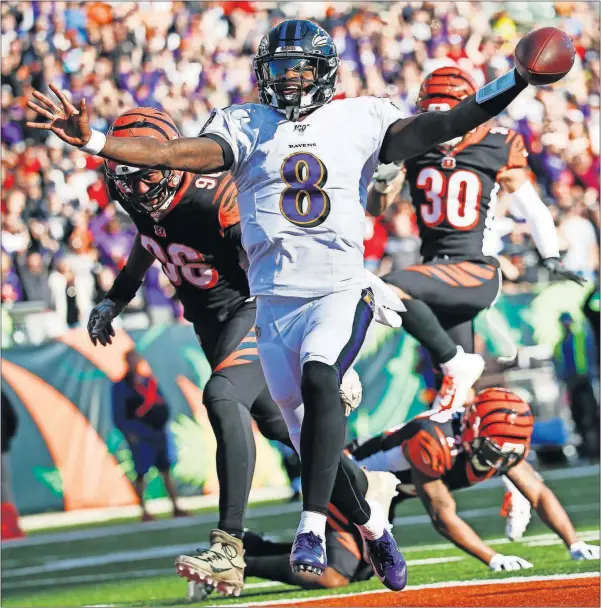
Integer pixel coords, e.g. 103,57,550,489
404,125,529,263
200,97,404,297
120,171,250,324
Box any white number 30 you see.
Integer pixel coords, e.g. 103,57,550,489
416,168,483,230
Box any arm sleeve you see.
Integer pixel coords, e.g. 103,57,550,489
373,98,406,158
381,69,528,163
509,180,560,259
198,108,253,173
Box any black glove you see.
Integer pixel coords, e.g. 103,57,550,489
87,298,125,346
542,257,587,286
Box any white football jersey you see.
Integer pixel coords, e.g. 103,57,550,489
201,97,404,297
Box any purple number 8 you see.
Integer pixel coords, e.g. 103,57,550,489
279,152,330,228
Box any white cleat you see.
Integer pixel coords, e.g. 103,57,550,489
501,476,532,541
433,347,485,411
175,529,245,598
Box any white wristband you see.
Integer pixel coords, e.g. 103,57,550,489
80,129,107,155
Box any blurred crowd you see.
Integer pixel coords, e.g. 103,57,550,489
2,1,600,345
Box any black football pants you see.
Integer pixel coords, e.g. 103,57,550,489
195,300,292,538
384,258,501,354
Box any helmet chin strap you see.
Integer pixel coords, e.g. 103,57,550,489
285,105,301,121
282,83,322,121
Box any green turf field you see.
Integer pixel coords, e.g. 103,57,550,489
2,469,599,608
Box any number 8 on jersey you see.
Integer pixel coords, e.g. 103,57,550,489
279,152,331,228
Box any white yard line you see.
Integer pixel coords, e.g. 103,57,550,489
10,464,598,545
215,572,600,607
4,523,598,581
6,501,303,549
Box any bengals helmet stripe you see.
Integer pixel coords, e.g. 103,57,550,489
417,67,478,112
105,107,184,217
107,108,180,141
462,388,533,472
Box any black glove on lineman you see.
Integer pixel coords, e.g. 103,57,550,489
87,298,125,346
542,257,587,286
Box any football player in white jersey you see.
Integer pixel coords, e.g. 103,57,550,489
27,19,557,593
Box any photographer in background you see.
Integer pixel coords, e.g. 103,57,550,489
554,312,599,462
112,348,189,521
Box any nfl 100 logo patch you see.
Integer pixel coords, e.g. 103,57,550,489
154,225,166,237
441,156,457,169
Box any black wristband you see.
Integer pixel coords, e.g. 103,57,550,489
106,267,143,304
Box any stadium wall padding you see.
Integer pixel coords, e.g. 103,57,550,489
0,283,591,515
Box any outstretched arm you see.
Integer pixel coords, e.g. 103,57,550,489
26,84,229,174
88,234,155,346
414,470,534,571
506,460,578,548
380,70,528,163
499,168,586,285
413,471,496,564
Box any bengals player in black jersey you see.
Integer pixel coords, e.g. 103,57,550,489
368,67,585,415
236,388,598,591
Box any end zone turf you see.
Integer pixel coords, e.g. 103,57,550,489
225,573,600,608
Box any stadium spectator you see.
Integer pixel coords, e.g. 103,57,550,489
17,251,52,308
1,1,599,334
112,348,189,522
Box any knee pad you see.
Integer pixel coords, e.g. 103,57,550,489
301,361,340,406
302,360,339,392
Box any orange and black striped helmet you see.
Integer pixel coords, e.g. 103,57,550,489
416,66,478,113
104,107,184,216
461,388,533,473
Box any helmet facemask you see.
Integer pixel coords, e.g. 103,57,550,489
253,26,339,121
467,436,526,474
105,163,182,216
461,389,533,475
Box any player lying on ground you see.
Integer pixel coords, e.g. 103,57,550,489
83,107,365,597
27,20,573,592
368,66,585,415
217,388,598,594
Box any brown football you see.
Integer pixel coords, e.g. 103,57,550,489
514,27,575,85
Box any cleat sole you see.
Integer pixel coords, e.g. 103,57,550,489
291,563,324,575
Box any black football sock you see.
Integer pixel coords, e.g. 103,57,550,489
245,554,308,586
299,361,346,517
300,361,371,525
400,299,457,364
243,533,293,557
330,454,370,525
204,380,256,540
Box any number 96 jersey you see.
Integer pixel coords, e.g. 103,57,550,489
404,125,529,263
122,171,250,324
200,97,404,297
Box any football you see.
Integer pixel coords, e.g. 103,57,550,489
514,27,575,85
